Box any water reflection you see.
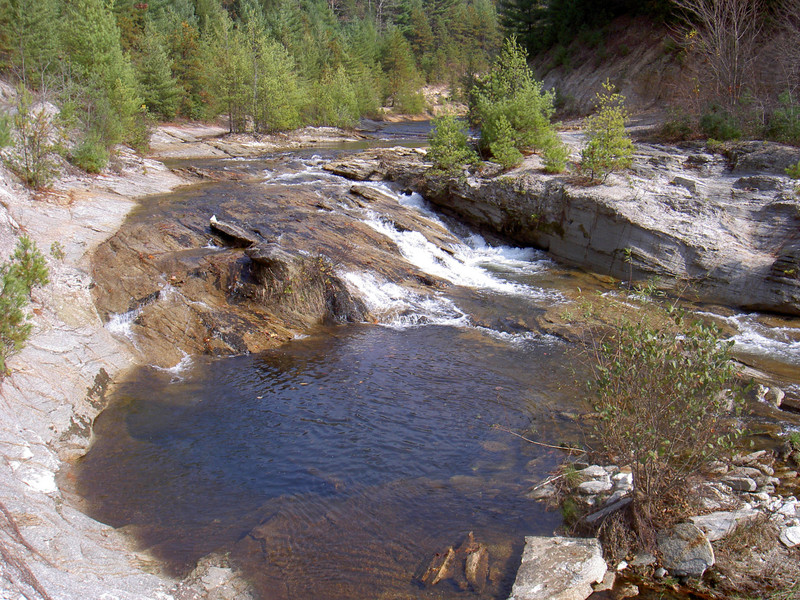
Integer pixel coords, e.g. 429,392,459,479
74,325,577,597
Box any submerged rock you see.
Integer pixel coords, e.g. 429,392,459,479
210,214,261,247
508,536,606,600
416,531,489,592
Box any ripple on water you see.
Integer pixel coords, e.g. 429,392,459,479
74,325,578,597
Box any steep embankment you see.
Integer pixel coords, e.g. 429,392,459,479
325,141,800,316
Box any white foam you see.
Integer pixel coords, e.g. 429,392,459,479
705,312,800,367
153,351,194,383
106,307,142,339
342,271,468,329
362,212,557,300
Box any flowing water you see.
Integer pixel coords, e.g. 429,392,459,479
74,123,800,599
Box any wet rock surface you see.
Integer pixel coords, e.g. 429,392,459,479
90,164,458,367
334,142,800,315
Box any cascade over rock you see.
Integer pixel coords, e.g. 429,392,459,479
333,144,800,315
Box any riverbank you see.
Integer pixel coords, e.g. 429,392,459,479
0,126,259,599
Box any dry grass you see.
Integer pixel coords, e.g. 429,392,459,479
714,514,800,598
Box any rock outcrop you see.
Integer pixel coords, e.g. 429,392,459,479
331,143,800,315
508,536,607,600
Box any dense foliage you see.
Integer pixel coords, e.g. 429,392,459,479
588,310,744,535
0,0,502,173
498,0,674,55
0,236,48,374
469,37,566,169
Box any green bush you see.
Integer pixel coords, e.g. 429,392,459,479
0,236,48,374
470,37,560,165
395,89,427,115
580,79,633,181
7,86,59,189
767,92,800,145
427,115,478,173
542,131,570,173
588,311,744,530
488,114,524,168
660,107,695,141
70,136,109,173
787,160,800,179
699,106,742,141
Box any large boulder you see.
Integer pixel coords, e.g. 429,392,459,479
509,536,607,600
657,522,715,577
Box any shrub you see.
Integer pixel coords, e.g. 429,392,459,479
70,136,109,174
395,89,426,115
488,114,524,168
768,92,800,145
0,236,48,374
542,131,570,173
470,37,560,166
427,115,478,173
587,310,744,534
580,79,633,181
787,160,800,179
699,105,742,140
7,86,59,189
660,107,695,141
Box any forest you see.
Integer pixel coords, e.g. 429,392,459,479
0,0,798,180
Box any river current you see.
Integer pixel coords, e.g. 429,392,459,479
73,124,800,599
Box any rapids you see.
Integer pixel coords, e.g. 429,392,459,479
73,123,800,600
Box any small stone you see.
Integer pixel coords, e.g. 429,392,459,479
654,567,667,579
757,464,775,476
731,466,762,479
734,450,768,465
593,570,615,593
705,461,729,475
614,583,639,600
689,509,760,541
657,523,715,577
465,546,489,592
779,526,800,548
779,501,799,518
722,475,757,492
579,465,609,479
629,553,657,568
616,561,628,571
527,484,556,500
613,471,633,489
578,479,613,495
672,176,697,193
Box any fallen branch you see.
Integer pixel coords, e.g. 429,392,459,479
491,425,585,453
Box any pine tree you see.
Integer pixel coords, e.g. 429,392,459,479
580,79,633,181
136,24,180,120
0,0,60,89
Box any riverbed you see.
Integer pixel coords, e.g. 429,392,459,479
71,123,800,599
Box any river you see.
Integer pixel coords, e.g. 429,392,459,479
72,123,800,600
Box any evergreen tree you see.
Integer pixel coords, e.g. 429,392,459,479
135,23,180,120
0,0,60,89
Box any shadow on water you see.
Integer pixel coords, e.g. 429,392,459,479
72,324,583,599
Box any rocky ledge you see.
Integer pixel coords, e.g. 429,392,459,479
325,142,800,315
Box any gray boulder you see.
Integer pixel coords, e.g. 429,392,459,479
657,523,715,577
509,536,607,600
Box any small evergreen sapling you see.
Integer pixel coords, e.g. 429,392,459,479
0,235,48,374
427,115,478,173
580,79,633,181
